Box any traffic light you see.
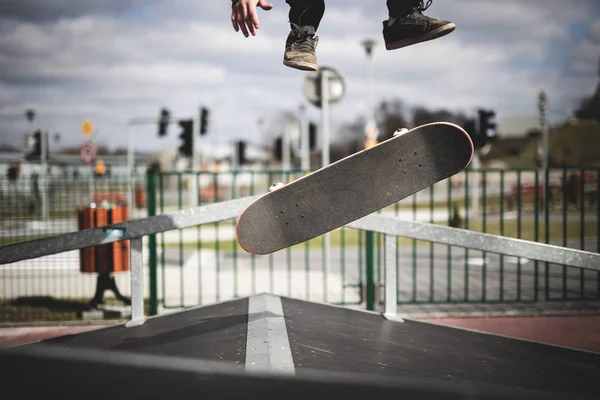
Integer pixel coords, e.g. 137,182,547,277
199,107,209,135
462,118,478,148
274,137,282,161
477,109,497,148
158,107,170,137
25,130,42,161
236,140,247,165
178,119,193,157
308,122,317,150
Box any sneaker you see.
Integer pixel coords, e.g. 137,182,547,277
283,22,318,71
382,0,455,51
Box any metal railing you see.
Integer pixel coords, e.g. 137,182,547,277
1,191,599,327
151,167,600,309
1,166,598,322
0,196,256,326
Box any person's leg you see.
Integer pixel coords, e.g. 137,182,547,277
386,0,421,18
382,0,455,51
287,0,325,31
283,0,325,71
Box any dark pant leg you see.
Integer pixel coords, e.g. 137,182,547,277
286,0,325,30
386,0,422,17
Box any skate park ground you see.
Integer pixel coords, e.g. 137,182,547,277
2,307,600,353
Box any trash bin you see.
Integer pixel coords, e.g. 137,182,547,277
77,203,130,274
77,203,131,306
135,186,146,208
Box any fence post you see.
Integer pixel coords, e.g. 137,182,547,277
383,234,402,321
365,231,375,311
146,172,158,316
126,237,146,327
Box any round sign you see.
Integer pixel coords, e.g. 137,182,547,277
303,66,345,108
80,141,96,165
81,120,94,137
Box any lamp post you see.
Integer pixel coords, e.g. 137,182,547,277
360,39,377,312
298,104,309,171
538,90,549,215
360,39,378,148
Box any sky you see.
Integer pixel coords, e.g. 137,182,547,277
0,0,599,155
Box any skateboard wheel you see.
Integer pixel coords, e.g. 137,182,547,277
269,182,284,192
393,128,409,137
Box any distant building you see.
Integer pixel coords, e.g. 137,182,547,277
497,116,540,138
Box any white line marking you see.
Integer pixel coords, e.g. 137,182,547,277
245,294,295,374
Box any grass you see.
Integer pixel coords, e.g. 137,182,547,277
0,234,58,247
0,209,78,219
0,296,151,324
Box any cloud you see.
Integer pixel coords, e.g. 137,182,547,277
0,0,141,22
0,0,598,154
589,18,600,44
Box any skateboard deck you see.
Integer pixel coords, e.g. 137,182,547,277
236,122,474,255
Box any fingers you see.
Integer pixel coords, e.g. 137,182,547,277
232,0,273,37
257,0,273,10
231,9,239,32
247,7,259,33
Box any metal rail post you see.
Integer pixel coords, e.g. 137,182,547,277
126,238,146,327
365,231,375,311
146,172,158,316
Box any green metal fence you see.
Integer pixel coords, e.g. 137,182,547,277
0,173,147,322
149,167,600,311
1,166,598,323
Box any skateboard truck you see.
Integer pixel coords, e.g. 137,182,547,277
269,182,284,192
393,128,409,137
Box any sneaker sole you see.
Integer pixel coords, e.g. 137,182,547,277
283,59,318,71
385,22,456,50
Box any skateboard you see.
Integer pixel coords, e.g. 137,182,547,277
236,122,474,255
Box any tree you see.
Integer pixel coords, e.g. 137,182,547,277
377,99,409,142
574,94,600,122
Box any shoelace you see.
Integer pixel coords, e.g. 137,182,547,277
289,22,315,52
415,0,433,13
405,0,433,21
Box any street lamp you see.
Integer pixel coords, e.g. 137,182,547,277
25,108,36,123
360,39,378,148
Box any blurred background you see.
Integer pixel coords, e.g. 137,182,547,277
0,0,599,350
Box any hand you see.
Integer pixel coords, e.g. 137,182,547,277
231,0,273,37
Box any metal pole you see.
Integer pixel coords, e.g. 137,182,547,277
126,124,134,211
361,40,377,311
146,172,158,316
539,91,549,214
361,39,377,143
190,117,199,208
125,237,146,327
366,49,376,137
320,69,330,166
299,105,309,171
283,118,291,171
320,68,331,301
470,109,480,218
471,151,480,217
365,229,375,311
384,234,401,320
41,130,48,222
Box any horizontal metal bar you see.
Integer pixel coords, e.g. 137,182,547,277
0,196,258,266
347,214,600,272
